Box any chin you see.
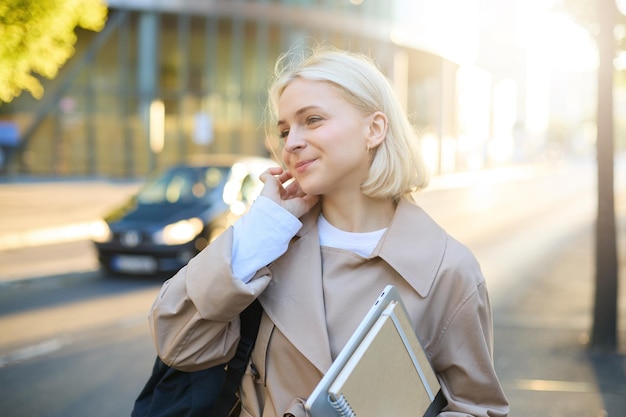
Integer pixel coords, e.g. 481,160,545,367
298,182,324,197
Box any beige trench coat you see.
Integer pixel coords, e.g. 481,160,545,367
149,196,509,417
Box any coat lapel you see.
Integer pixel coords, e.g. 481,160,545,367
258,206,333,374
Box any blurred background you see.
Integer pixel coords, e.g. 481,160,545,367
1,0,623,177
1,1,626,416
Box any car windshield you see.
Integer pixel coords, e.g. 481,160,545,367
136,166,230,205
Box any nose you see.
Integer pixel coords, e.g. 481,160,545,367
283,128,306,153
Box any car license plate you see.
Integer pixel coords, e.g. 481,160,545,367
113,255,157,273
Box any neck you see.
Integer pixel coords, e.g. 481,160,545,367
320,194,396,232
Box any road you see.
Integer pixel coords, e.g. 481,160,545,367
0,156,623,417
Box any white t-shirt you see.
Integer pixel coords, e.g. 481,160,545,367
232,196,386,282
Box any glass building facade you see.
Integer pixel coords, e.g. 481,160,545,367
2,0,478,178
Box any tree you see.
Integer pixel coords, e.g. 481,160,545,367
562,0,622,352
0,0,108,103
591,0,619,352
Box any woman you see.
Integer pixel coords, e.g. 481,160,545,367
149,47,509,417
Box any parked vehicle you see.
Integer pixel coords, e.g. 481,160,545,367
91,154,277,276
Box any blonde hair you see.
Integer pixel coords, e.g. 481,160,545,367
266,46,429,200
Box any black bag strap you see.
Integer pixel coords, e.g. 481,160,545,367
422,389,447,417
210,299,263,417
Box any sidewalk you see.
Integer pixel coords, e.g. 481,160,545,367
493,210,626,416
0,178,141,250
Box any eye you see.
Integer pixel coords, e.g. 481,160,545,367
279,129,289,140
307,116,322,125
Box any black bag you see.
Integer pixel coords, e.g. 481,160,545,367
131,300,263,417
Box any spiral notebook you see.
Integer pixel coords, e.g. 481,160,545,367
305,285,443,417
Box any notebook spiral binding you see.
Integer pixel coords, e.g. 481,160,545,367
328,393,356,417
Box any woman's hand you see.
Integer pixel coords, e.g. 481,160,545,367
259,167,319,218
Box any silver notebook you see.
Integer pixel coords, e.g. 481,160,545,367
305,285,440,417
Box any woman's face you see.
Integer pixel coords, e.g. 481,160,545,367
277,78,373,198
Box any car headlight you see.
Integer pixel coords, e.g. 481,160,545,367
153,218,204,245
90,220,112,243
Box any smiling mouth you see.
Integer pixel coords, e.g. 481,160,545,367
295,160,315,171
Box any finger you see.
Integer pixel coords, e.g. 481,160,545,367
259,167,284,183
284,179,305,198
276,170,293,185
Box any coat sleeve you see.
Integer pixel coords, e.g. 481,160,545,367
424,238,509,417
148,226,272,371
434,282,509,416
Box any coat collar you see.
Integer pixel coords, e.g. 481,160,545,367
373,195,448,298
295,196,449,298
258,196,447,374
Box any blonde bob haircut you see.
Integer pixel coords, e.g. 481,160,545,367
266,46,429,201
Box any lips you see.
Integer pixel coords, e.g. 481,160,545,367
295,159,315,172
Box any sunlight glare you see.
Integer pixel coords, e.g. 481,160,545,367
516,1,598,72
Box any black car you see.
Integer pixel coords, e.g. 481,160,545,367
91,154,277,276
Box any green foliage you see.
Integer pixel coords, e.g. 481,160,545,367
0,0,108,103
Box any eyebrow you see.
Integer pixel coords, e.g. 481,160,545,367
277,105,322,127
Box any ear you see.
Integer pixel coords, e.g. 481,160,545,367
366,111,388,150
